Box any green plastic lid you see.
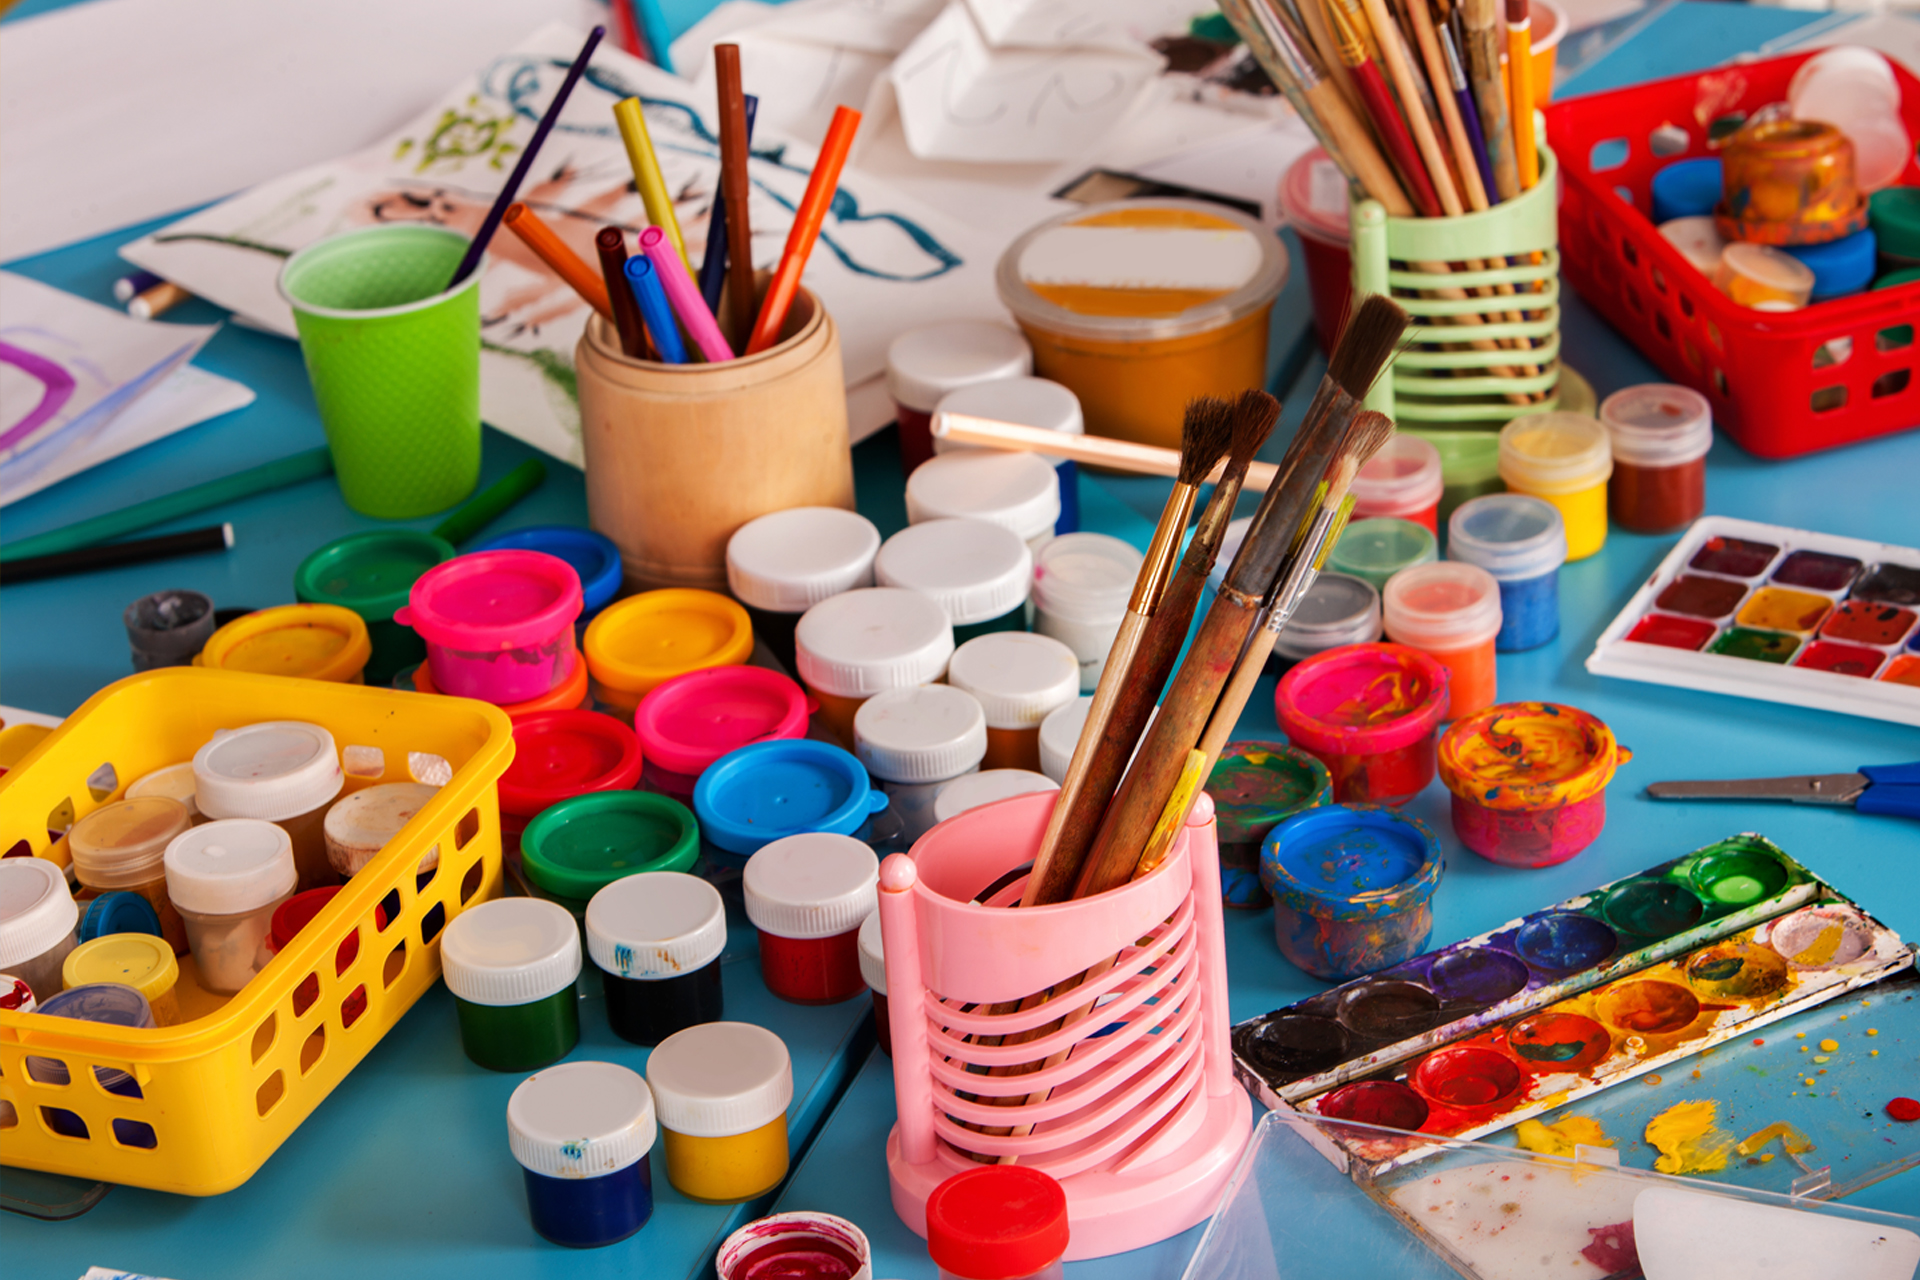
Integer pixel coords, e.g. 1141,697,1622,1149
519,791,700,901
1869,188,1920,262
295,529,455,622
1874,266,1920,290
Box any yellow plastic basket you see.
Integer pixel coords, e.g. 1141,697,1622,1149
0,668,513,1195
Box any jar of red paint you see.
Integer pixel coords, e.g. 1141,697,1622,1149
1600,384,1712,534
742,833,879,1005
716,1210,874,1280
1273,644,1451,805
926,1165,1070,1280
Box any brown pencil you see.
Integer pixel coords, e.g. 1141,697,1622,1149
714,45,756,353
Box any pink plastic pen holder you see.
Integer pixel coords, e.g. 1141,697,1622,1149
879,790,1251,1261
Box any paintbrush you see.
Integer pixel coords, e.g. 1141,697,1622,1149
1459,0,1519,200
1322,0,1443,216
1403,0,1487,210
1439,18,1499,202
1359,0,1465,216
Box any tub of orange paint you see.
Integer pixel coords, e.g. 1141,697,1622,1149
1437,702,1629,869
996,200,1288,449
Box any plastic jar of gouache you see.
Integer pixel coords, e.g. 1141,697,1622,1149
520,791,700,921
164,818,298,994
1274,643,1450,805
323,782,439,878
887,320,1033,474
694,739,890,865
876,519,1034,645
633,666,812,803
859,910,891,1057
583,588,753,723
294,528,454,686
1383,562,1504,718
441,897,581,1072
1598,383,1712,534
1650,157,1723,223
1261,804,1442,981
934,377,1087,536
743,832,879,1004
854,685,989,845
587,871,725,1046
470,525,624,623
1497,412,1613,561
927,1164,1071,1280
29,984,156,1129
794,587,955,748
1031,532,1142,690
1328,518,1438,591
1273,573,1383,668
1037,697,1090,784
1208,741,1334,910
932,769,1060,824
906,452,1061,555
0,857,80,1003
410,651,593,714
192,720,345,894
125,762,204,822
646,1021,793,1203
1438,702,1627,868
124,588,218,672
508,1060,657,1248
1714,242,1816,309
63,933,181,1025
497,710,643,846
396,550,584,704
726,507,881,674
1659,215,1728,277
67,796,192,955
1446,494,1568,652
1351,436,1445,534
947,633,1082,774
79,892,164,944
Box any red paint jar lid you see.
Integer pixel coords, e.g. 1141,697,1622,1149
498,710,644,817
926,1165,1070,1280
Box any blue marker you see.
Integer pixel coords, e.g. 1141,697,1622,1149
624,256,687,364
698,93,758,315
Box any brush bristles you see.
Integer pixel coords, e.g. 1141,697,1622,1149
1322,410,1397,507
1326,295,1413,403
1177,397,1236,487
1228,390,1282,472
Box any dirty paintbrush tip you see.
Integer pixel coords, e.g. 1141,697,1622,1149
1326,294,1413,402
1326,411,1399,502
1177,396,1235,486
1228,390,1281,470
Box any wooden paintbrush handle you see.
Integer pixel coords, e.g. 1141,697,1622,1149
1360,0,1463,216
1404,0,1488,210
1303,80,1415,217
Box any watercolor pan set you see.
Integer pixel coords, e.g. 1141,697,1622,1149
1586,515,1920,725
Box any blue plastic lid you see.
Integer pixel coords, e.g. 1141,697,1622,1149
693,739,890,856
1260,804,1442,921
471,525,624,616
79,892,164,943
1783,227,1877,300
1650,157,1722,224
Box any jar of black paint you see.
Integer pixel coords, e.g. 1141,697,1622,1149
585,871,725,1046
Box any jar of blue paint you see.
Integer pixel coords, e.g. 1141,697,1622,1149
1445,495,1567,652
1261,804,1442,982
692,739,891,868
508,1060,656,1248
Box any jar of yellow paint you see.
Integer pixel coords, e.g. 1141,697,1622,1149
583,589,754,724
1497,413,1614,561
196,603,371,683
996,200,1288,449
644,1021,793,1204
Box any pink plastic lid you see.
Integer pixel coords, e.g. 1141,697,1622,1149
395,550,583,651
1280,148,1352,247
632,665,814,777
1275,642,1450,756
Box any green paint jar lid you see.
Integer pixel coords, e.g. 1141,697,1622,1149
1869,187,1920,262
520,790,700,901
1208,742,1333,846
295,528,455,623
1874,266,1920,290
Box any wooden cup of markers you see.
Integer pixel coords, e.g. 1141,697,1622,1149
577,276,855,593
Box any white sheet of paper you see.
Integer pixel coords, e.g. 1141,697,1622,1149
682,25,897,143
965,0,1213,51
757,0,947,53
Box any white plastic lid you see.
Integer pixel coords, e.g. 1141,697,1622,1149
192,721,344,822
795,588,955,699
858,910,886,995
1446,495,1569,581
1659,216,1727,277
1037,697,1091,784
886,321,1033,413
125,762,202,820
1274,573,1383,660
931,377,1084,460
1498,413,1614,495
1032,532,1141,621
323,783,439,868
743,833,878,941
68,796,192,888
1789,44,1899,108
0,857,79,970
440,897,582,1006
1600,383,1714,468
1350,435,1444,518
873,519,1032,628
1210,517,1254,592
727,507,882,615
905,453,1061,544
162,819,297,916
854,685,988,785
508,1060,656,1178
1383,561,1504,649
932,769,1059,825
947,633,1082,730
646,1021,793,1137
585,871,726,979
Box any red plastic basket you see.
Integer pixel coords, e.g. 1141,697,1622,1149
1546,52,1920,459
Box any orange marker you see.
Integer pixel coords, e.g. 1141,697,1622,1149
1506,0,1539,189
744,106,860,356
502,203,612,320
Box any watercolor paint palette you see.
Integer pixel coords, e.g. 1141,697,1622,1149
1586,516,1920,725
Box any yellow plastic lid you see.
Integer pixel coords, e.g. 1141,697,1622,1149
198,604,372,683
583,589,754,698
62,932,179,1003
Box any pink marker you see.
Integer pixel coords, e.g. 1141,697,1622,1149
640,226,734,362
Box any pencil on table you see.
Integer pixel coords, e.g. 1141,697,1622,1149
503,204,613,320
640,225,734,362
613,96,691,270
745,105,861,356
624,257,688,364
714,45,758,354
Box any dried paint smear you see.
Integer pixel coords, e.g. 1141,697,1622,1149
1513,1115,1613,1158
1645,1099,1733,1174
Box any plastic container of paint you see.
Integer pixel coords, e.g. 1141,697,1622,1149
726,506,881,673
67,796,192,955
469,525,623,621
519,791,700,920
931,768,1059,825
124,761,203,823
1280,148,1354,355
587,871,725,1046
1659,215,1728,277
1598,383,1713,534
1714,241,1815,310
633,666,812,803
742,832,879,1005
905,450,1061,555
1261,803,1443,981
1031,532,1142,690
0,857,80,1003
858,909,890,1057
1382,562,1504,718
1274,643,1450,805
62,932,181,1025
163,818,298,994
396,550,583,704
716,1212,872,1280
196,603,374,685
583,588,754,722
793,587,955,748
79,891,163,944
1496,412,1613,561
947,632,1082,774
440,896,582,1072
694,739,890,865
646,1021,793,1203
854,685,989,845
1036,696,1089,785
323,781,439,878
124,588,218,672
28,984,156,1122
1438,702,1628,869
294,528,454,685
1327,518,1438,591
497,710,644,846
875,518,1034,645
1273,573,1384,666
887,320,1033,474
934,376,1086,535
265,887,370,1011
191,720,345,894
410,651,593,715
1650,157,1722,223
1208,742,1335,910
1445,494,1568,652
1350,436,1445,534
508,1060,657,1248
926,1164,1071,1280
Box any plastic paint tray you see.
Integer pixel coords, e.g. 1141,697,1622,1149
1586,516,1920,725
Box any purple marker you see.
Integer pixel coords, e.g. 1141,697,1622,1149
114,269,162,303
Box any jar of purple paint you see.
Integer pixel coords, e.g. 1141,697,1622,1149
1261,804,1443,981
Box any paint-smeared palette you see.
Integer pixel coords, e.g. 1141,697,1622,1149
1587,516,1920,725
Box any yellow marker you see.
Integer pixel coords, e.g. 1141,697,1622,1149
613,97,690,270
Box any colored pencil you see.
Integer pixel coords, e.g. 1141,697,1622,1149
613,96,691,271
1323,0,1443,216
1440,20,1499,201
502,204,613,319
745,105,861,356
625,253,689,364
1459,0,1519,200
2,523,232,585
430,459,548,546
699,94,758,316
1357,0,1462,215
596,227,651,358
1506,0,1539,190
714,45,758,353
1404,0,1487,210
113,270,161,303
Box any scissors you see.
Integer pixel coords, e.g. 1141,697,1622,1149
1646,762,1920,819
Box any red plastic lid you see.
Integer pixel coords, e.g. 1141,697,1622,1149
498,709,644,816
632,665,813,777
271,888,341,953
925,1166,1070,1280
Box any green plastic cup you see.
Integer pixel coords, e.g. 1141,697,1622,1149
279,225,482,519
294,529,455,686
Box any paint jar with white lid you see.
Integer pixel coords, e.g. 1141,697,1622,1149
441,897,582,1072
874,518,1033,645
1350,434,1445,534
508,1060,657,1248
1031,532,1142,691
125,762,204,822
743,832,878,1005
794,587,955,749
647,1021,793,1203
1598,383,1713,534
323,782,439,879
68,795,193,955
933,376,1085,534
1446,494,1568,652
887,320,1032,475
192,720,345,894
163,818,298,994
858,910,891,1057
0,857,80,1003
726,506,881,674
906,451,1061,556
947,633,1082,775
586,871,725,1046
853,685,988,845
1037,698,1155,785
932,769,1059,825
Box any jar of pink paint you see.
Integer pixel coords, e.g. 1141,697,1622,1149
632,666,814,803
397,550,583,704
1274,643,1451,806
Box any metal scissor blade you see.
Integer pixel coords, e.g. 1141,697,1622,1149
1645,773,1868,805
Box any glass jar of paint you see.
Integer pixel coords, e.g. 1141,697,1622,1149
1261,803,1442,981
1031,532,1143,690
875,519,1033,645
886,320,1033,474
323,782,439,878
1445,495,1568,653
497,710,643,848
1207,742,1334,910
587,871,725,1046
1496,412,1613,561
858,910,891,1057
716,1212,873,1280
1327,518,1438,591
470,525,624,624
124,588,217,672
854,685,989,845
646,1021,793,1203
125,761,204,822
926,1165,1070,1280
1273,643,1450,805
1272,573,1383,668
0,857,80,1003
520,791,700,922
1383,563,1505,719
508,1060,657,1248
1350,435,1445,534
1438,702,1628,869
584,588,754,723
440,897,581,1072
947,633,1083,774
293,528,454,686
725,506,881,673
932,769,1060,825
396,549,584,704
192,719,346,894
1598,383,1712,534
196,603,373,684
693,740,891,867
934,376,1087,535
67,796,192,955
794,587,955,748
163,818,298,994
743,832,879,1005
906,452,1061,556
29,984,156,1133
63,932,181,1025
634,666,813,804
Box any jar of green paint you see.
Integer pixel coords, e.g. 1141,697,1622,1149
440,897,582,1072
1207,742,1333,909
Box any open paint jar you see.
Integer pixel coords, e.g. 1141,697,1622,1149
996,198,1287,449
440,897,581,1072
1497,413,1613,561
934,377,1085,535
1382,562,1504,719
1207,742,1333,909
1351,436,1445,534
1275,644,1449,805
586,871,725,1046
1598,383,1713,534
294,528,453,685
743,832,879,1005
1445,495,1567,653
716,1211,871,1280
124,588,217,672
1261,804,1442,981
508,1060,656,1248
906,452,1060,555
1328,518,1437,591
693,739,890,866
633,666,813,803
726,506,880,673
854,684,988,845
887,320,1032,474
497,710,644,846
647,1022,793,1204
583,588,754,723
1437,702,1628,869
519,791,700,919
875,519,1033,643
397,550,583,704
947,633,1081,774
470,525,623,623
197,603,373,684
794,587,955,747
